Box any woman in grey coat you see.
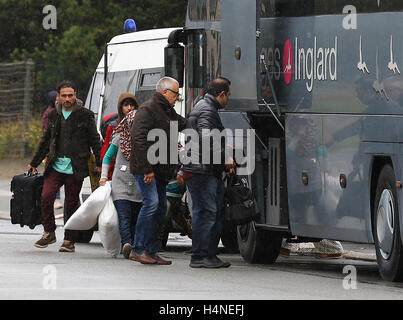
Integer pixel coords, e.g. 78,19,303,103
99,95,142,258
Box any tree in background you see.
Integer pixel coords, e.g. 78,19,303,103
1,0,187,112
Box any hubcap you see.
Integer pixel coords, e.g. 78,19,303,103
376,189,395,260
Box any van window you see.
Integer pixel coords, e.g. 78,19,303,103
135,69,163,105
141,72,161,88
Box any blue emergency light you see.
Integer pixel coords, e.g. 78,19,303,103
124,19,136,33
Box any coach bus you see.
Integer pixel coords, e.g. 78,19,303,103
165,0,403,281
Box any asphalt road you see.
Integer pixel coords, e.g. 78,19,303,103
0,219,403,301
2,179,403,301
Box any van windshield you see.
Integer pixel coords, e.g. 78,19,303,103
102,70,139,118
85,72,104,120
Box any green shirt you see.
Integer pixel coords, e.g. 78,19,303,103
52,109,73,175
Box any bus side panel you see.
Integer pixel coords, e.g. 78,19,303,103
323,114,370,243
286,114,326,238
398,151,403,247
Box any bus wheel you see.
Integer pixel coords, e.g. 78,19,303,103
237,221,282,264
374,164,403,282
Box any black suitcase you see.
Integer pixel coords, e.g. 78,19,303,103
10,171,44,229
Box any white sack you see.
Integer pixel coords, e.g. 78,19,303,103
64,182,111,230
98,196,121,258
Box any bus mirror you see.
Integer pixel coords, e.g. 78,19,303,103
165,43,184,87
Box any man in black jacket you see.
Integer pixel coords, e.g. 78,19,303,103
130,76,186,265
183,77,235,268
28,80,101,253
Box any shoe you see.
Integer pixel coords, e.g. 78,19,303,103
154,254,172,265
122,243,132,259
210,255,231,268
59,240,75,252
54,199,63,209
315,253,342,259
280,248,291,256
189,257,205,268
189,256,229,268
129,251,157,264
34,232,56,248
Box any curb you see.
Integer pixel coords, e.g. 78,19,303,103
342,251,377,262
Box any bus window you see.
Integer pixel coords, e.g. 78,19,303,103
260,0,403,17
188,0,222,21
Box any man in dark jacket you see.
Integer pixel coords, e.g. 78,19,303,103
129,76,186,265
182,77,234,268
28,80,102,253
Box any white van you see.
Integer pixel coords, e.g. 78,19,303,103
78,26,186,244
84,26,185,133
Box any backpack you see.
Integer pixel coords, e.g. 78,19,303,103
224,175,259,225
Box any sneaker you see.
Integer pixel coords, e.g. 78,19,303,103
59,240,75,252
210,255,231,268
122,243,132,259
189,257,205,268
54,199,63,209
34,232,56,248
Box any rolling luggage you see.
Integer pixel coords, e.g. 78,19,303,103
10,171,44,229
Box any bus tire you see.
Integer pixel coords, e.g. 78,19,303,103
237,221,282,264
373,164,403,282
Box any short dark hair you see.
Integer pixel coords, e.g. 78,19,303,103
122,98,138,109
57,80,77,93
206,77,231,97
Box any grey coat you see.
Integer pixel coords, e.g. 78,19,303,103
111,134,142,202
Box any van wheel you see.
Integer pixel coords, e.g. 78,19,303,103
237,221,282,264
374,165,403,282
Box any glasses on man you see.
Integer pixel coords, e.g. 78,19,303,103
167,88,182,99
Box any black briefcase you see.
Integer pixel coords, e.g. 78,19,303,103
224,175,259,226
10,171,44,229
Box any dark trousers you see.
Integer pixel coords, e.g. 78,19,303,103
185,174,225,259
114,200,141,245
41,168,83,242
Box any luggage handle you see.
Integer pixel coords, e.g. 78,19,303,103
25,169,39,177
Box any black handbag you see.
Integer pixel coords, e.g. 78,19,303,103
224,175,259,225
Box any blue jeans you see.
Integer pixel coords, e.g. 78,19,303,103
133,174,167,256
185,174,225,259
113,200,141,245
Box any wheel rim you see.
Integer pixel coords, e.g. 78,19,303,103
376,189,395,260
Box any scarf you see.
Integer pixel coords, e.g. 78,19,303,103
114,110,136,161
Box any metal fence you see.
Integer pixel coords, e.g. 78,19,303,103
0,60,35,158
